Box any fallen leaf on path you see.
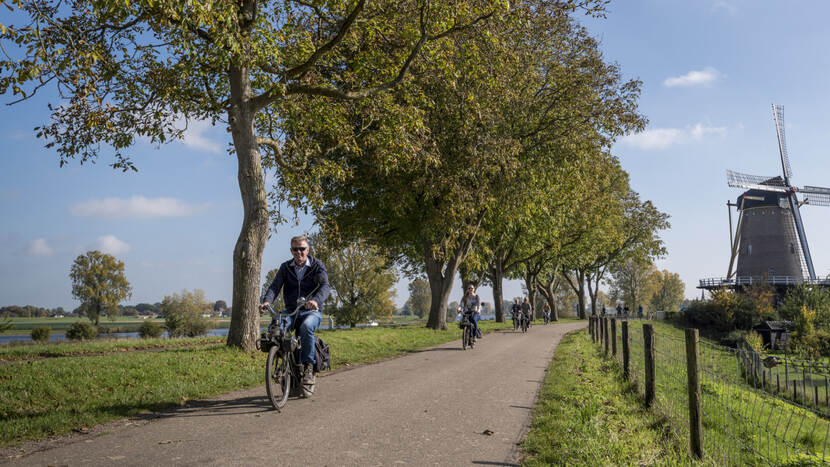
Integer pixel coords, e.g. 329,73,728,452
482,429,494,436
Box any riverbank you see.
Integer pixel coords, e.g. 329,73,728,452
0,319,524,448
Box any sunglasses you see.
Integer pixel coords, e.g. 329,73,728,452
291,247,307,252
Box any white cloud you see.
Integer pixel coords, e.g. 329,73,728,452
70,196,208,219
96,235,132,256
27,238,54,256
621,123,727,150
712,1,737,15
178,119,222,154
664,67,722,87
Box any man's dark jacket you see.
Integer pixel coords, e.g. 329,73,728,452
262,255,331,312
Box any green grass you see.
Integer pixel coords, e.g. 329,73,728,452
0,336,225,361
609,320,830,466
0,319,513,447
521,330,690,466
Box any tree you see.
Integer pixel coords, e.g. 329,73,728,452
607,259,657,313
2,0,508,351
408,279,431,319
649,270,685,313
304,1,642,329
161,289,213,338
213,300,228,315
70,250,132,325
309,231,398,327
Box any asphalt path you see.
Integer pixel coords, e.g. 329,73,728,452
7,321,585,466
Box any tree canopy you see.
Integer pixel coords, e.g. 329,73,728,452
69,250,132,325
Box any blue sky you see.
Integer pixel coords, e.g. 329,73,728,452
2,1,830,310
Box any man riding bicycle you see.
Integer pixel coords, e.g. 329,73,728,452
260,235,330,398
510,298,522,329
458,284,482,342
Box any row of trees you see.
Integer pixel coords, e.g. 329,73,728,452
3,1,668,349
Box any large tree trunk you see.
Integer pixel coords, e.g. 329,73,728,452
562,269,587,319
575,272,586,319
226,64,270,351
524,271,539,320
424,253,455,330
490,261,505,322
537,275,558,321
586,272,598,316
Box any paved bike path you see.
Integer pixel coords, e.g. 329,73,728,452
8,321,585,466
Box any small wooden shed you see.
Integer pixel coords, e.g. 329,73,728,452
752,321,792,350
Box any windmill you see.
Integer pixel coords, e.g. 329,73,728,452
724,104,830,284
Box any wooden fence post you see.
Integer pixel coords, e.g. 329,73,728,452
611,318,617,357
600,316,605,342
685,328,703,460
622,321,630,380
589,316,594,341
603,317,610,356
644,324,655,408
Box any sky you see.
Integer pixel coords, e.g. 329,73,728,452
3,1,830,310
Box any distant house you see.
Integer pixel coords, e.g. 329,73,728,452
752,321,792,350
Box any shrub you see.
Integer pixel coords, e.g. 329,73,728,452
65,321,97,340
719,330,746,348
138,320,164,339
30,326,51,342
745,330,765,352
161,289,213,338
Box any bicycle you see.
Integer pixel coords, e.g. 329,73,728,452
521,313,529,333
459,309,476,350
258,299,314,410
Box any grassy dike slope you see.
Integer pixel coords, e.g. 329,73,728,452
521,330,689,466
0,320,514,448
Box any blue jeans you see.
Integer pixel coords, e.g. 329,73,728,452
275,310,321,365
472,313,480,338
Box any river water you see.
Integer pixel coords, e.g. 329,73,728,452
0,315,496,345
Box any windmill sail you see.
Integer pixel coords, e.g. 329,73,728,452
726,170,787,192
772,104,794,183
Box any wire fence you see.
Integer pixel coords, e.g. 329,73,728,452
589,316,830,466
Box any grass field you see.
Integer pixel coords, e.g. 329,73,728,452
0,318,519,447
610,319,829,466
521,330,690,466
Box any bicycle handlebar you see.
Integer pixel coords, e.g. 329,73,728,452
264,298,319,318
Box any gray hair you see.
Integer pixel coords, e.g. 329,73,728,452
290,235,309,246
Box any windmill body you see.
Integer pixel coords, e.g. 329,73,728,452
700,104,830,291
734,184,804,282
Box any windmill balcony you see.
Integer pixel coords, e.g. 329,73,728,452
698,276,830,289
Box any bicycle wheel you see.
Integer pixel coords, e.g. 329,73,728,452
266,346,291,410
522,319,528,333
462,326,470,350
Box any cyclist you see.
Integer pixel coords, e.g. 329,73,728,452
543,302,551,324
260,235,330,398
521,297,532,327
510,298,522,329
458,284,482,341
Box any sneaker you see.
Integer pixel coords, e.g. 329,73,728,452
302,364,316,398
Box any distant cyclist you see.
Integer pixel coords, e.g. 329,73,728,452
510,298,522,330
260,235,330,398
459,284,482,341
521,297,532,326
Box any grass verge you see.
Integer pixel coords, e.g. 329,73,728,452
521,330,689,466
0,319,517,448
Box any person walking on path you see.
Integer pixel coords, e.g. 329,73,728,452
260,235,331,397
